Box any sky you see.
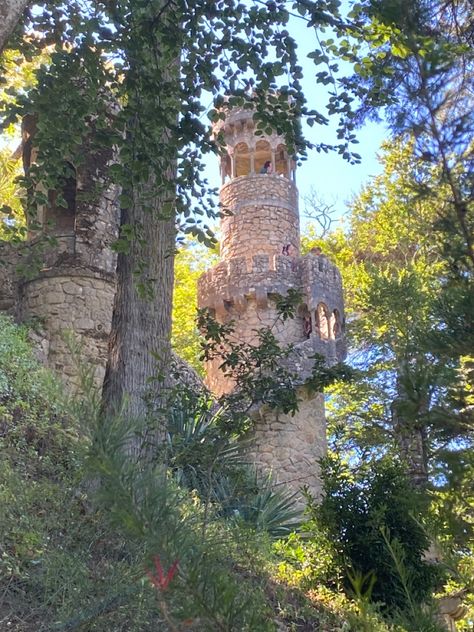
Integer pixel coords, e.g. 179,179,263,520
1,0,388,237
286,6,388,226
199,2,388,236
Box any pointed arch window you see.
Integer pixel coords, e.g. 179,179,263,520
275,143,288,176
255,139,271,174
330,309,342,340
46,162,77,234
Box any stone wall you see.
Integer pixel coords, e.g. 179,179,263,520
199,254,300,317
220,174,299,261
199,252,344,317
0,127,121,389
248,390,327,501
17,269,115,388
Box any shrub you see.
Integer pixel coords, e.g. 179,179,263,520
309,454,443,613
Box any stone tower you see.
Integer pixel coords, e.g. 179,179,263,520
0,116,119,387
198,105,346,498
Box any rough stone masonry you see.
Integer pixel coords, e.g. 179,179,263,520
0,105,346,500
198,104,346,499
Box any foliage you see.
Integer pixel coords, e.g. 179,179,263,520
149,388,304,539
301,139,473,629
0,1,362,253
0,315,73,475
86,418,276,631
172,242,218,374
302,141,474,495
315,0,474,271
0,47,50,239
0,315,97,625
273,527,342,593
0,148,25,239
198,300,353,426
311,454,443,614
0,316,337,631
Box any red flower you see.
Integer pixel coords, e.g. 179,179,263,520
146,556,179,591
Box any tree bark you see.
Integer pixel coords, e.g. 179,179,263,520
102,181,176,422
391,372,429,488
0,0,29,53
101,0,181,426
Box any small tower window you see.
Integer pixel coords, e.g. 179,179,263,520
255,140,271,174
235,142,251,177
330,309,342,340
316,302,330,340
46,162,77,234
299,305,312,339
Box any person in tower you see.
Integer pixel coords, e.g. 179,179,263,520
260,160,272,174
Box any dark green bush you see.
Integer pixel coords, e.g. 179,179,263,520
310,454,443,613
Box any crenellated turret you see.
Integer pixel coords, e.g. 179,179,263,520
198,103,346,499
213,104,297,183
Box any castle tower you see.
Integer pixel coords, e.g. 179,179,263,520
10,116,119,387
198,104,346,498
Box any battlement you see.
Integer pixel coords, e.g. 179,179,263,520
198,252,345,352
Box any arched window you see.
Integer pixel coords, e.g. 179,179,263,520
46,162,77,234
298,305,312,339
255,139,271,174
316,303,330,340
330,309,342,339
235,142,250,176
275,143,288,177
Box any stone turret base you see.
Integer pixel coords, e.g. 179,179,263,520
246,389,326,501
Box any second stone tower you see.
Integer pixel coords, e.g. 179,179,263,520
198,104,346,498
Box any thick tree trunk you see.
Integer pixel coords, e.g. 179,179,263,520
0,0,29,53
101,0,181,425
102,182,176,421
391,372,429,488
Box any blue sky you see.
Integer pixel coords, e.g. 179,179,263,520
1,1,388,236
289,7,388,226
199,3,388,235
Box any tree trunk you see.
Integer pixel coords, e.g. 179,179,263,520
102,182,176,421
0,0,29,53
391,372,429,488
101,0,181,426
